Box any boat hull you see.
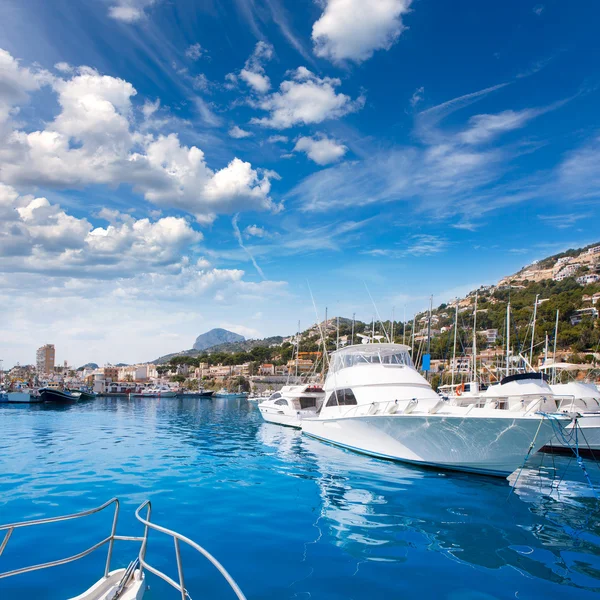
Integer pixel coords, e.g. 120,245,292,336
542,413,600,452
258,406,302,428
5,391,42,403
40,389,81,403
302,413,559,477
69,568,145,600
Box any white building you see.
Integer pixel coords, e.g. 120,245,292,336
480,329,498,345
577,274,600,285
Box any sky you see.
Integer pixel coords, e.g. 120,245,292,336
1,0,599,368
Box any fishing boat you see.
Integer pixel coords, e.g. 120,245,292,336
258,384,325,428
0,497,246,600
301,343,568,478
40,387,82,403
66,387,97,400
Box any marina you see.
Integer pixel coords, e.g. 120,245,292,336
1,396,599,599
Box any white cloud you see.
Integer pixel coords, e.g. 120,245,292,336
268,135,289,143
54,62,73,74
108,0,157,23
252,67,364,129
238,41,274,94
312,0,412,63
533,5,545,16
244,224,267,238
459,109,538,145
185,43,204,61
0,50,279,221
191,73,211,92
294,134,347,165
229,125,253,139
410,86,424,108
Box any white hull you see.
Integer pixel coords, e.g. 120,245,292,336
302,413,557,477
69,569,145,600
259,408,303,428
6,391,36,403
545,413,600,451
131,391,177,398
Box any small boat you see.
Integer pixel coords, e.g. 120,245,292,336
130,385,178,398
301,343,569,478
66,388,96,401
214,387,248,399
259,384,325,428
0,497,246,600
40,387,82,403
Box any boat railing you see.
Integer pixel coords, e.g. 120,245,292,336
340,398,420,418
0,497,144,580
135,500,246,600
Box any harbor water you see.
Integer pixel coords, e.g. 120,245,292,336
1,397,600,599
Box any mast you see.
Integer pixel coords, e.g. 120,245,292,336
472,292,478,382
402,305,406,345
505,302,511,377
553,309,559,384
427,296,432,356
529,294,539,372
351,312,355,345
391,306,395,342
295,320,300,378
372,316,375,340
411,314,416,357
544,332,549,367
336,316,339,350
451,297,459,388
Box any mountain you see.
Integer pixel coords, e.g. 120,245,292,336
193,328,245,351
77,362,98,370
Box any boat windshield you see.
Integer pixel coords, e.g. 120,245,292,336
329,345,413,373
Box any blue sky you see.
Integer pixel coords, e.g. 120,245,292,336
1,0,599,367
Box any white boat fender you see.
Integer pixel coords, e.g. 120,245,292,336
368,403,379,415
403,398,418,414
387,400,399,415
428,399,446,415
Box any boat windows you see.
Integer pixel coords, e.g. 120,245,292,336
325,389,357,407
274,399,289,406
330,349,413,373
298,396,318,409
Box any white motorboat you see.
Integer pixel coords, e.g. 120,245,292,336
301,344,567,478
0,497,246,600
258,384,325,428
214,388,248,398
131,385,177,398
550,381,600,451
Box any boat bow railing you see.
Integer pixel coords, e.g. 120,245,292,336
0,497,144,580
135,500,246,600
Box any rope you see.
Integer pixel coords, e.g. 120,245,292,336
508,415,545,500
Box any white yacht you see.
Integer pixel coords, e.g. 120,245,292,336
301,344,567,478
258,384,325,428
131,385,177,398
550,381,600,451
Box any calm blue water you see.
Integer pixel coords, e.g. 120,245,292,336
1,398,600,600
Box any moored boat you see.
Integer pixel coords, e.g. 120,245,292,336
214,388,248,398
301,343,568,478
40,387,82,403
258,384,325,428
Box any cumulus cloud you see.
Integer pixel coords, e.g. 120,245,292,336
185,43,204,61
0,184,203,276
108,0,157,22
312,0,412,63
0,50,279,222
294,134,347,165
229,125,253,138
244,224,268,238
268,135,289,143
236,41,274,94
252,67,364,129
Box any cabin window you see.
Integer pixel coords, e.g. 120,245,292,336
325,389,357,407
274,399,288,406
299,396,317,409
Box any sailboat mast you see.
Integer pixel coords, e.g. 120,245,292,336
506,302,511,377
351,313,355,345
451,298,459,388
553,309,559,383
529,294,539,371
336,316,339,350
391,306,395,342
427,296,432,357
411,314,416,357
295,320,300,378
472,292,478,382
402,305,406,346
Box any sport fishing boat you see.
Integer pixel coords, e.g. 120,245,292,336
258,384,325,428
0,497,246,600
301,343,568,478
